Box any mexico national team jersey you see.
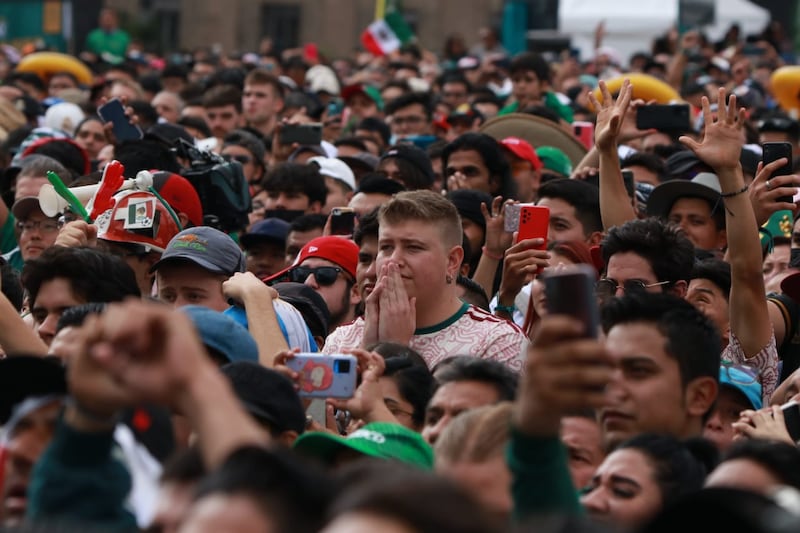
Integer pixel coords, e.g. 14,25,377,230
323,303,528,372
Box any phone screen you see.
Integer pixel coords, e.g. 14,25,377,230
542,264,600,338
762,142,794,203
97,98,143,141
330,209,356,235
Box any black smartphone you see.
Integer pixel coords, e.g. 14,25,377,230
97,98,143,141
330,207,356,236
636,104,691,133
781,401,800,443
542,263,600,339
762,141,794,204
280,123,323,145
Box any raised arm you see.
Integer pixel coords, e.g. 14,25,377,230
588,79,637,230
223,272,288,366
679,89,777,368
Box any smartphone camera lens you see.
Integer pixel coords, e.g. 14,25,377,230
334,359,351,374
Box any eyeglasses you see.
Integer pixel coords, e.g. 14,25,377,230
595,278,671,301
290,265,344,286
720,362,759,385
16,220,60,234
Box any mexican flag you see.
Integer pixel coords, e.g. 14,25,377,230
360,11,414,56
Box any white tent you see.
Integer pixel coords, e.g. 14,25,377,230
558,0,771,65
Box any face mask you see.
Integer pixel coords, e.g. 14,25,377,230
790,248,800,269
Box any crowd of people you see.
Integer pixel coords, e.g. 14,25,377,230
1,5,800,532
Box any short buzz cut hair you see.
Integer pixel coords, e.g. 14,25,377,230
378,190,462,249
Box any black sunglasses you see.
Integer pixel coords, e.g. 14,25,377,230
595,278,670,301
290,266,343,286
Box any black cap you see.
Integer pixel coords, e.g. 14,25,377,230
220,361,307,434
380,144,435,186
273,281,331,339
0,356,66,424
447,189,493,232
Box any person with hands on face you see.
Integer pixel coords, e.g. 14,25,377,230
508,315,613,521
362,261,417,348
324,191,528,371
679,87,779,402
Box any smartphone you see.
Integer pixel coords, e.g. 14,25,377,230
781,400,800,443
280,123,323,145
542,263,600,339
97,98,143,141
636,104,691,133
285,353,358,399
516,205,550,246
762,141,794,204
573,120,595,150
503,202,535,233
330,207,356,236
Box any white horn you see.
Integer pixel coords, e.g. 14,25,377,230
38,183,98,217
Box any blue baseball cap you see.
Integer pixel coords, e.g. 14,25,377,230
719,365,762,410
240,218,290,249
181,305,259,364
151,226,246,275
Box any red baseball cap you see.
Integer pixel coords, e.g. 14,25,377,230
500,137,543,170
265,236,359,284
151,171,203,227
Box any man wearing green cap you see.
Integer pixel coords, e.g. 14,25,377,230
293,421,434,470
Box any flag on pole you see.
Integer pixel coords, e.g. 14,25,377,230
360,10,414,56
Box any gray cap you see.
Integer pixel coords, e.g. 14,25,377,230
150,226,246,275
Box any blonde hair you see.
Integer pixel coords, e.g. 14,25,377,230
378,190,463,249
434,402,513,464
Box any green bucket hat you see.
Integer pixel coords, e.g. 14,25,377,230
536,146,573,177
760,210,793,251
292,422,434,470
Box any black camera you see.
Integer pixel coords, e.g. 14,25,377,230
175,140,251,233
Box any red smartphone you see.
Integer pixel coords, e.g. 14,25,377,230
573,121,595,150
515,205,550,247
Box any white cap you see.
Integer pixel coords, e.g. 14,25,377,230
43,102,85,137
309,156,356,191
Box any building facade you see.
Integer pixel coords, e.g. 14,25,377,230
108,0,504,58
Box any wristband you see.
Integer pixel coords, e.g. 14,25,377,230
495,303,516,315
721,184,749,198
482,246,504,261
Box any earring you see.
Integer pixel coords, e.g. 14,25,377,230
446,274,453,284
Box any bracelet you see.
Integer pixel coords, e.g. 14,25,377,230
481,246,504,261
721,184,749,198
495,303,516,315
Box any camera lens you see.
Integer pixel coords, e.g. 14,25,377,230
335,359,351,373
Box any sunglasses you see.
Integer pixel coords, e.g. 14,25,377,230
290,266,343,286
595,278,670,301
